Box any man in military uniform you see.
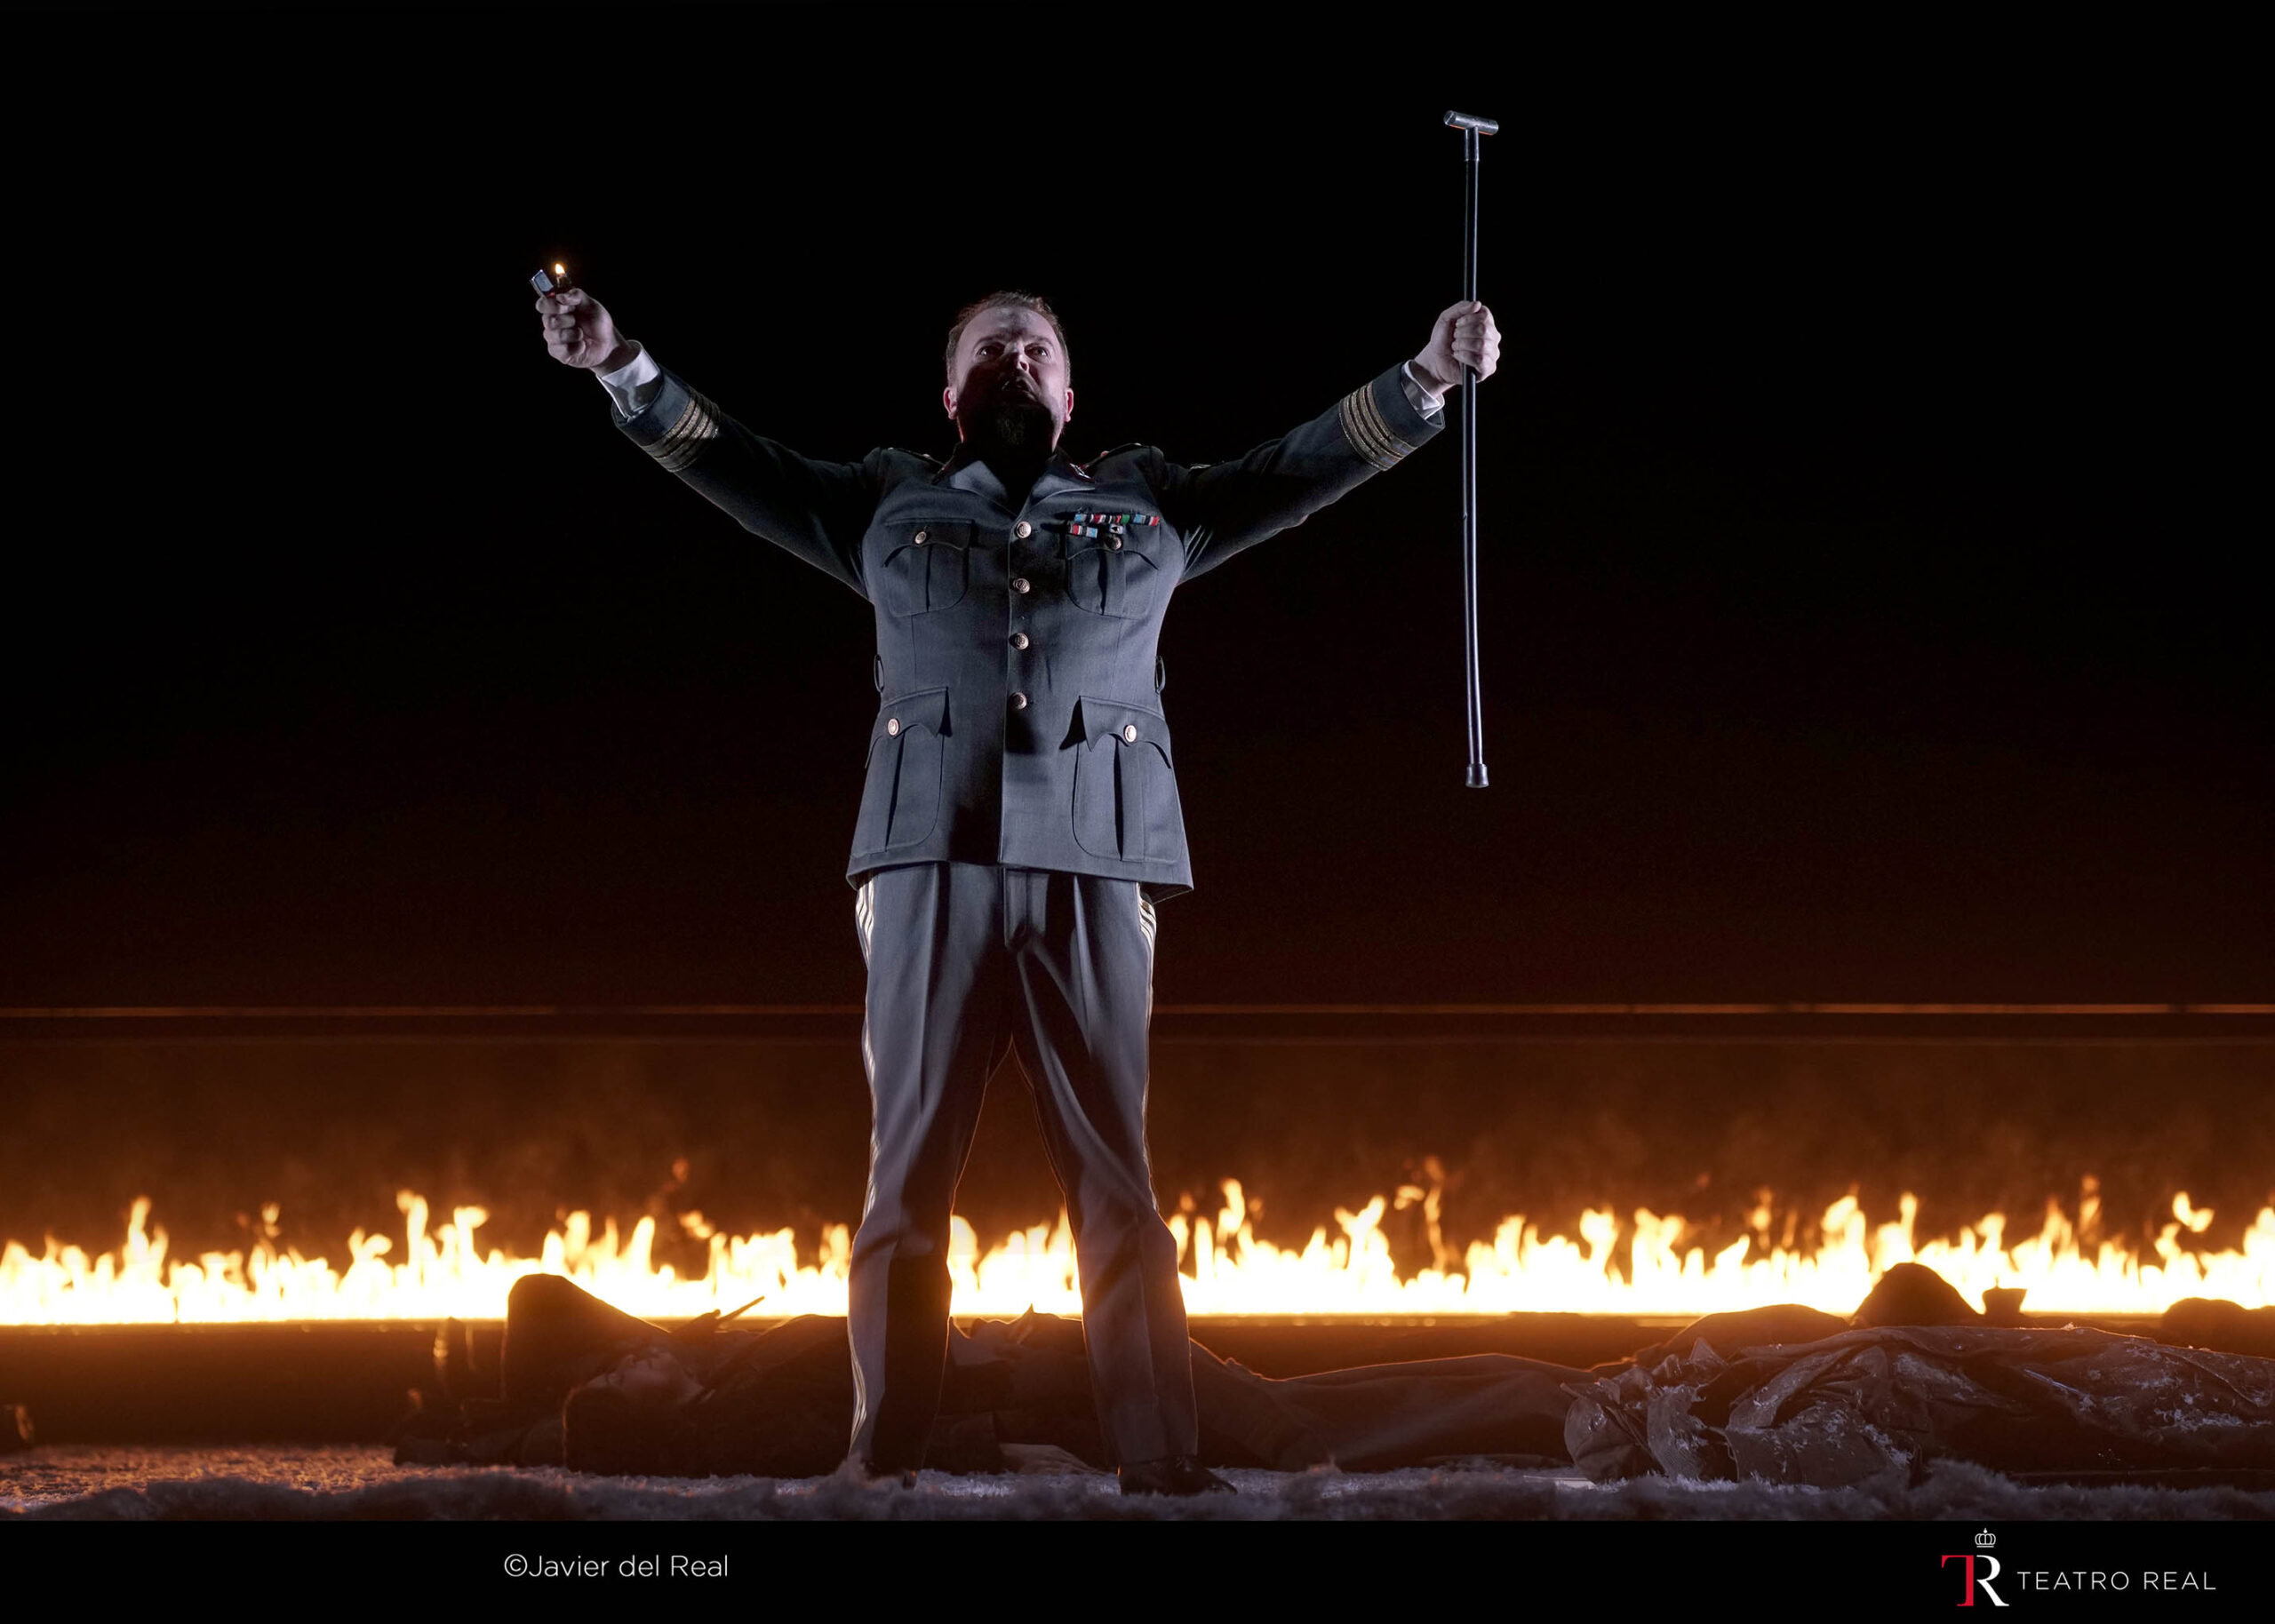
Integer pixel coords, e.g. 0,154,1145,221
536,283,1500,1493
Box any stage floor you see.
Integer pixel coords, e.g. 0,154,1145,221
10,1443,2275,1521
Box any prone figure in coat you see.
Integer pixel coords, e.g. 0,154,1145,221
403,1270,2275,1492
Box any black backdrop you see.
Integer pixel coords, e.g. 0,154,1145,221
3,9,2264,1010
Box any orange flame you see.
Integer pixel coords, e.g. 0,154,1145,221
3,1182,2270,1325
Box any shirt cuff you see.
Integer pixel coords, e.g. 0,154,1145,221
597,342,661,416
1400,361,1446,421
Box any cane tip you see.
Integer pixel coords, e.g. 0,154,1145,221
1465,763,1489,789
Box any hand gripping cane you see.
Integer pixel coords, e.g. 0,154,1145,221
1446,110,1497,788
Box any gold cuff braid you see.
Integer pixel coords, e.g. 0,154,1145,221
651,389,721,473
1337,381,1415,472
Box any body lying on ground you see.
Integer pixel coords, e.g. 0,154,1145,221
395,1267,2275,1487
401,1274,1583,1477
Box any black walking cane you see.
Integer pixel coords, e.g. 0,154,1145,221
1446,111,1497,788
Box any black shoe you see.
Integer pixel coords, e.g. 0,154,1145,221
1118,1454,1234,1496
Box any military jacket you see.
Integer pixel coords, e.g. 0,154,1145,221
613,364,1441,897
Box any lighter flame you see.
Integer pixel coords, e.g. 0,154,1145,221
4,1183,2271,1325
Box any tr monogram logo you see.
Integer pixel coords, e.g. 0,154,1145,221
1941,1548,2009,1608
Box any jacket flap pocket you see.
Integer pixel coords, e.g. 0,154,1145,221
1076,695,1171,768
890,520,975,551
874,687,950,744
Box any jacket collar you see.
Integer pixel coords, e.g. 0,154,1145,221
932,443,1095,507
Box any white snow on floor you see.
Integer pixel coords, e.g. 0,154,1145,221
8,1445,2275,1520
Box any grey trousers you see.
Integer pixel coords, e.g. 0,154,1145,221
846,861,1198,1469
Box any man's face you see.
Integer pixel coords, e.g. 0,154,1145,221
591,1346,701,1406
943,306,1074,452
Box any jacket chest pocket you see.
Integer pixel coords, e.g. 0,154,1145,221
1063,521,1167,619
872,521,972,617
856,688,948,851
1071,695,1178,863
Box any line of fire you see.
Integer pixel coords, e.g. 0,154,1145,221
8,1007,2275,1329
7,1005,2275,1477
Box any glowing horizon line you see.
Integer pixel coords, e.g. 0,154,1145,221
2,1003,2271,1021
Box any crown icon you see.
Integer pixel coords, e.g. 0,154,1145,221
1975,1530,1998,1549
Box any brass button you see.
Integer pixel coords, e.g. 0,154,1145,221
1108,535,1123,550
1121,723,1138,744
1010,632,1030,650
1011,577,1031,594
1010,691,1030,711
885,718,900,737
1014,521,1033,540
913,529,928,545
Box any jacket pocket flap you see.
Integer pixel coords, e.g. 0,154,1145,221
874,687,950,744
890,520,976,553
1077,695,1172,767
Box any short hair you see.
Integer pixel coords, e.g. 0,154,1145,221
944,291,1070,386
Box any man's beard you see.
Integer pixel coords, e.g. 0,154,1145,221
959,372,1056,462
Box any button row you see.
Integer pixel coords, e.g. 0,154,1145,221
890,701,1135,731
910,523,1072,546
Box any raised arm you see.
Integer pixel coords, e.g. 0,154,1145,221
1153,301,1500,581
537,287,879,601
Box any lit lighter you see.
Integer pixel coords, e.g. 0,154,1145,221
531,260,574,299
